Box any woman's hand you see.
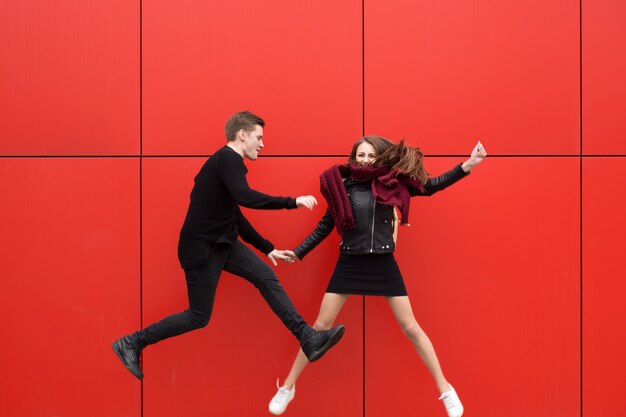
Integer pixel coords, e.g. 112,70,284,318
282,250,298,264
267,249,292,266
462,141,487,172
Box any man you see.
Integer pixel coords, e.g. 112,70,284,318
112,111,345,380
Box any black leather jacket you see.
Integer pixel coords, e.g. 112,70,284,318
293,163,468,259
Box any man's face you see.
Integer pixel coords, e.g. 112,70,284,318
241,125,264,160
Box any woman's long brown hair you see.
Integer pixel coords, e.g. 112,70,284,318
349,136,428,183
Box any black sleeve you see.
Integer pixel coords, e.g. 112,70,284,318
235,207,274,255
217,151,298,209
409,163,469,197
293,208,335,260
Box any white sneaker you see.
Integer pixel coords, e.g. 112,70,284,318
438,384,464,417
268,378,295,415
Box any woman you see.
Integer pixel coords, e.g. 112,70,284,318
268,136,487,417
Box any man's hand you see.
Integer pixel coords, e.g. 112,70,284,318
281,250,298,264
267,249,291,266
296,195,318,211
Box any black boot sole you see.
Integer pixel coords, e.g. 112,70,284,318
112,340,144,380
307,325,345,363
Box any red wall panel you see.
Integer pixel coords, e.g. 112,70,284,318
142,156,363,417
583,158,626,416
365,158,580,417
0,158,140,417
583,0,626,154
0,1,140,156
365,0,579,155
142,0,362,156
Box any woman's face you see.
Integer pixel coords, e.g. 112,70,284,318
355,142,377,166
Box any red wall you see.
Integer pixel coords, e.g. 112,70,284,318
1,0,624,416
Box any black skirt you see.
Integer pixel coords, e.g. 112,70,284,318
326,252,407,296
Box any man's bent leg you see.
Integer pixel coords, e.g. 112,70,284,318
113,245,230,379
137,245,230,347
223,240,310,340
223,241,345,362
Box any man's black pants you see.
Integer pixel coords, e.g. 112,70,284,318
136,240,310,348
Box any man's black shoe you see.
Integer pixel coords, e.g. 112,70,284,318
300,325,345,363
112,335,144,380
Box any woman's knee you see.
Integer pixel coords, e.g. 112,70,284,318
400,320,422,340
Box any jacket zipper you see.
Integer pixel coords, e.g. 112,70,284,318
370,201,376,253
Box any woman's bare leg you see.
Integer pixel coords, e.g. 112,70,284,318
386,295,451,394
282,293,349,389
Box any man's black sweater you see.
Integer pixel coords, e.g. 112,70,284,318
178,145,297,269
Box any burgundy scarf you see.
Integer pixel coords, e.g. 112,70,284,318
320,163,425,234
